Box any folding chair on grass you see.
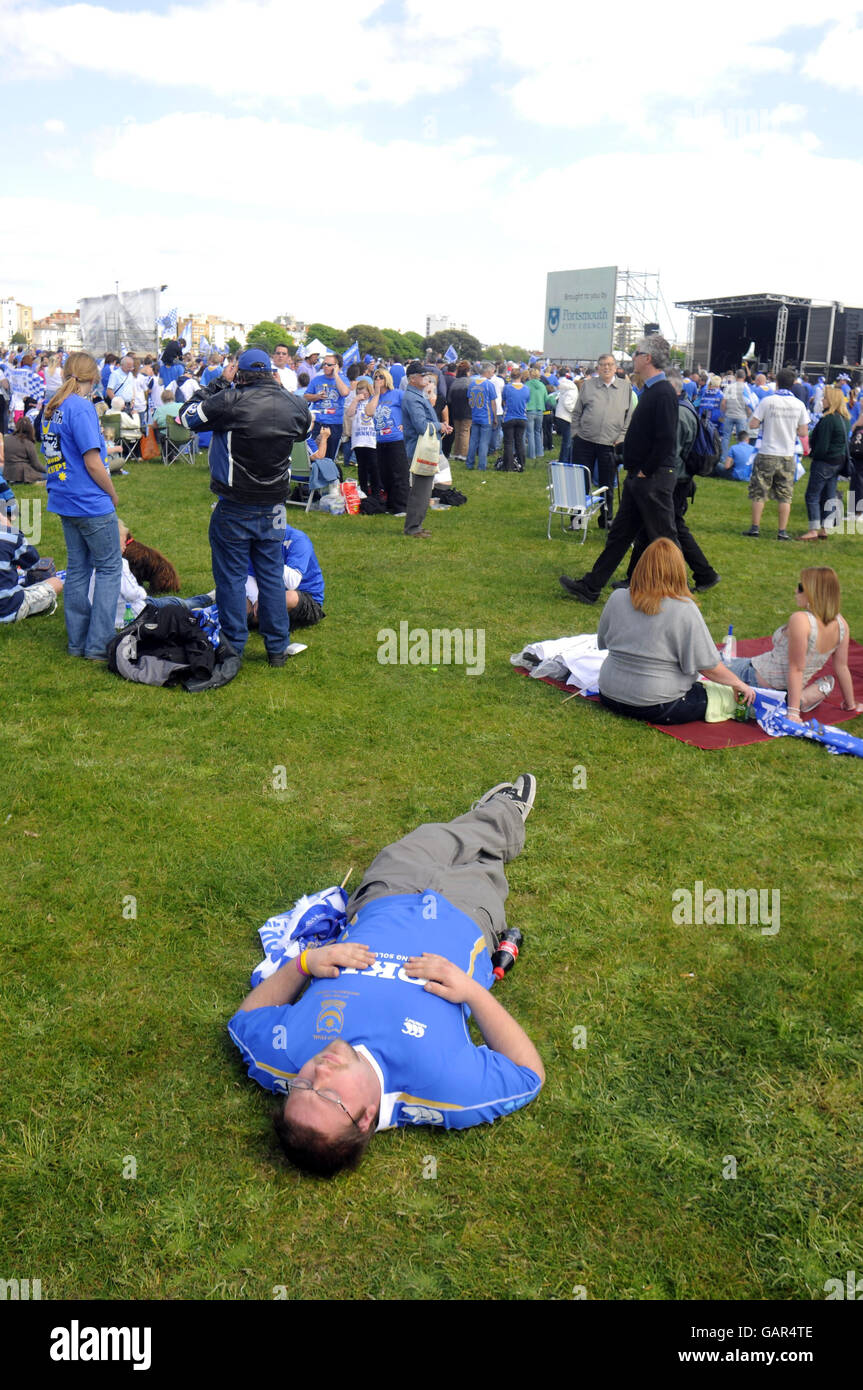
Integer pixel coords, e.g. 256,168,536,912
285,438,312,510
102,411,139,462
163,417,199,465
546,461,607,542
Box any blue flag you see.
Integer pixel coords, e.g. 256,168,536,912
529,355,537,365
444,344,457,364
199,335,210,355
342,340,360,369
180,321,192,344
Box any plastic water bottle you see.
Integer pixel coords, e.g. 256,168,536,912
123,605,135,625
722,624,737,661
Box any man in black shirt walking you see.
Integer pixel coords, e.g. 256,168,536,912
559,335,679,604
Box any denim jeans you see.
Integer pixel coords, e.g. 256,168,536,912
148,593,214,611
466,422,492,470
805,456,844,529
209,499,289,657
525,411,543,460
491,421,503,454
60,511,122,659
599,682,708,724
720,415,749,458
724,656,761,685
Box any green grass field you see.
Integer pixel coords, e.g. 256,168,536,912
2,451,861,1301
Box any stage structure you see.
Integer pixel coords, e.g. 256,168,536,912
79,286,163,357
543,266,667,363
675,292,863,378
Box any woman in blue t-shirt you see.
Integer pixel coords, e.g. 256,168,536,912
696,375,724,426
366,368,409,515
42,352,122,661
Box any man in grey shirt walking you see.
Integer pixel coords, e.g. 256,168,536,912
570,354,633,526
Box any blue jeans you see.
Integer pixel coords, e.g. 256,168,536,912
209,500,290,657
148,593,214,611
526,411,543,460
491,422,503,454
720,415,749,458
805,456,843,529
466,422,492,470
60,511,122,659
724,656,761,685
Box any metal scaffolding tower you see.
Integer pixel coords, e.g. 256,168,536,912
615,270,663,354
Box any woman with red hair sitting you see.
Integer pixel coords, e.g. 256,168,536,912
597,538,754,724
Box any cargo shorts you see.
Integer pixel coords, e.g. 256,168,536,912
748,453,796,503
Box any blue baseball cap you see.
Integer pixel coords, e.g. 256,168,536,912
237,348,272,372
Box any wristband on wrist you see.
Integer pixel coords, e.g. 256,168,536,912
787,706,800,713
296,951,312,978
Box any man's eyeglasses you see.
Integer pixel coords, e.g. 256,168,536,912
283,1078,362,1127
633,350,647,359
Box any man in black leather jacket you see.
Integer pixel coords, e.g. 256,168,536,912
179,349,312,667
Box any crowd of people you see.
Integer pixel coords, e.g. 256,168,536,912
2,332,863,671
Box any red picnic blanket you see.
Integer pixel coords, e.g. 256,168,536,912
514,637,863,749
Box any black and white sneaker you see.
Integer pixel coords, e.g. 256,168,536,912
473,774,537,822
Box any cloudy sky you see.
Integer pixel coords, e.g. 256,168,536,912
2,0,863,349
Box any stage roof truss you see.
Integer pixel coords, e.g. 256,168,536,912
674,292,815,315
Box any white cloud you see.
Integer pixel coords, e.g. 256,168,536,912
407,0,825,130
0,0,482,107
43,118,65,134
803,17,863,91
8,119,863,350
90,113,507,205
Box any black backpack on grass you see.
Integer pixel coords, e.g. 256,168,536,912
106,603,242,692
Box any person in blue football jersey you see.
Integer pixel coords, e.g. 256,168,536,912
229,776,545,1176
465,364,498,471
306,352,350,459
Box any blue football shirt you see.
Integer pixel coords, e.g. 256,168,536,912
467,377,496,426
42,394,113,518
228,892,542,1130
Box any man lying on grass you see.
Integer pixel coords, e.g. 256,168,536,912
228,777,545,1176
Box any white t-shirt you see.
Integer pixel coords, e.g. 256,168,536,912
89,558,148,627
275,365,298,393
751,392,809,457
350,396,377,446
491,374,504,418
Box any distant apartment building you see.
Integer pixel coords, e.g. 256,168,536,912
33,310,82,351
179,314,248,350
275,312,307,342
425,312,469,338
1,296,34,344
